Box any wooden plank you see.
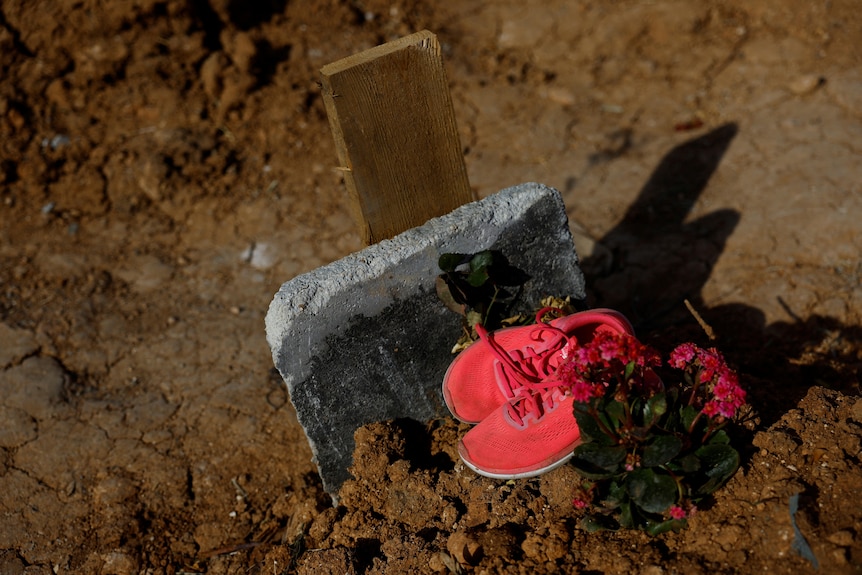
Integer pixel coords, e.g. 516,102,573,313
320,30,475,245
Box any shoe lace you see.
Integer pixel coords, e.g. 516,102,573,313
477,307,574,422
504,386,568,428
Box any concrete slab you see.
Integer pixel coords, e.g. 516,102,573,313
265,182,586,496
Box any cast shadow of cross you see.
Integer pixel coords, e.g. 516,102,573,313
581,123,862,426
582,123,740,331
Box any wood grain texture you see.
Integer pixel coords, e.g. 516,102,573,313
320,30,474,245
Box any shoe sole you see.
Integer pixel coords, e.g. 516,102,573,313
458,440,578,480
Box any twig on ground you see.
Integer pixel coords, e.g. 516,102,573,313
684,299,716,341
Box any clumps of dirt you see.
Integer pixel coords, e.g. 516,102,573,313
284,387,861,574
291,418,591,574
691,386,862,573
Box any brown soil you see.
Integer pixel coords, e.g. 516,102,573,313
1,0,860,573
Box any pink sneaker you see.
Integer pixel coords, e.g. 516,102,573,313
458,387,579,479
442,308,634,423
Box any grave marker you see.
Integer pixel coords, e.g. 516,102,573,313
266,32,586,497
266,183,585,496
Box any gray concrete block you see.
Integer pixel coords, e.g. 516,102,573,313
265,182,586,496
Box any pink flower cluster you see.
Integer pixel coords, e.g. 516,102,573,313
703,371,747,418
668,342,698,368
668,504,697,520
670,343,747,419
557,331,662,402
563,372,606,403
668,505,687,520
559,335,747,419
570,330,661,369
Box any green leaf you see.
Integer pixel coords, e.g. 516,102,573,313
466,267,490,287
605,479,627,507
605,400,627,428
571,443,627,479
665,386,680,405
694,444,740,495
573,403,614,445
469,251,495,272
630,395,644,418
626,468,679,515
676,453,701,474
647,518,687,536
708,429,731,445
624,361,636,379
581,514,619,533
618,500,635,529
680,405,699,431
644,393,668,426
663,388,681,427
642,435,683,467
438,253,467,272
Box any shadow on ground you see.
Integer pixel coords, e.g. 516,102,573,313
581,123,861,427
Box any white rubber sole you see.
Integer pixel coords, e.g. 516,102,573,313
458,446,576,480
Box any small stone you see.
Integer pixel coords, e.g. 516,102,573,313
447,531,482,565
545,86,575,106
133,154,167,202
827,530,854,547
788,74,823,95
428,552,448,572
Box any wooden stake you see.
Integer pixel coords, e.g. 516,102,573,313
320,30,475,245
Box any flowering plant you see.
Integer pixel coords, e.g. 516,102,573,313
436,251,533,352
559,333,747,534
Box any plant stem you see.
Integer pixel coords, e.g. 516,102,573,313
688,411,703,435
687,368,704,406
663,466,687,503
702,419,720,443
483,285,501,327
589,405,618,440
623,396,634,430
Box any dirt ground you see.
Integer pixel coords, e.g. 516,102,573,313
1,0,861,573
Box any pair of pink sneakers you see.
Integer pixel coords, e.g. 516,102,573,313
442,308,635,479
